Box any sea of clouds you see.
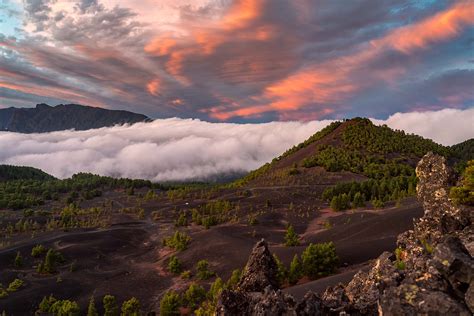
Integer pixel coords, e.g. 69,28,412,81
0,108,472,182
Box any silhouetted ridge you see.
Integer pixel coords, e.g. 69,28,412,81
0,103,150,133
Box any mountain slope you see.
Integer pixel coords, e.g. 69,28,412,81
451,138,474,162
0,165,56,181
236,118,449,188
0,103,150,133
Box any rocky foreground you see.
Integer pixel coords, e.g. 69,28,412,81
216,152,473,315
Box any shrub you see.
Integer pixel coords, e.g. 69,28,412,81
39,295,57,313
121,297,140,316
0,286,8,299
196,260,214,280
301,242,338,279
7,279,24,292
284,225,299,246
226,269,242,289
168,255,182,274
248,215,258,226
163,231,191,251
160,291,181,316
372,199,385,209
180,270,192,279
31,244,46,257
174,212,188,227
184,283,206,310
394,247,406,270
209,277,225,300
103,295,119,316
50,300,80,316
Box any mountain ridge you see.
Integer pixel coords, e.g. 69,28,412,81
0,103,150,133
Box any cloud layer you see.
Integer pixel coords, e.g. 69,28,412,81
0,109,472,182
1,0,473,121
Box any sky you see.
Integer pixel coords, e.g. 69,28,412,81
0,0,473,122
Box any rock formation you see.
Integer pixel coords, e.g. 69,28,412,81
216,152,473,315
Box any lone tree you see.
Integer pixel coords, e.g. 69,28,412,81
121,297,140,316
196,260,214,280
87,296,98,316
184,283,206,310
288,254,303,285
301,242,338,279
44,249,55,273
284,225,299,246
160,291,181,316
14,251,23,268
103,295,119,316
168,255,182,274
273,254,288,286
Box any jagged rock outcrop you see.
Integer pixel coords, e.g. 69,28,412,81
237,239,280,292
216,152,473,315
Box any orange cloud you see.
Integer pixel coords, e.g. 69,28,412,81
147,79,160,96
144,37,178,56
171,98,184,106
222,0,264,30
208,0,474,121
376,1,474,53
144,0,270,83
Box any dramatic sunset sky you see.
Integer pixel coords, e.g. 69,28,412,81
0,0,473,122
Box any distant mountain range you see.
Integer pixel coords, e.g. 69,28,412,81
0,103,150,133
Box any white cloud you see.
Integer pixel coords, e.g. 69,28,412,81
0,118,332,181
0,108,472,182
370,108,474,146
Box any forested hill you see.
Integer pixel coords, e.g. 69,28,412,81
235,118,468,187
450,138,474,162
0,165,56,181
0,103,150,133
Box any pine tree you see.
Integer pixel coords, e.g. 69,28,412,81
330,196,340,211
284,225,299,246
302,242,338,279
121,297,140,316
352,192,365,208
273,254,287,286
87,296,98,316
209,277,224,301
14,251,23,268
184,283,206,310
288,254,303,285
103,295,119,316
44,249,55,273
160,291,181,316
340,194,346,210
226,269,241,289
37,260,45,274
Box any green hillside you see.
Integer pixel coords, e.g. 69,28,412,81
0,165,56,181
